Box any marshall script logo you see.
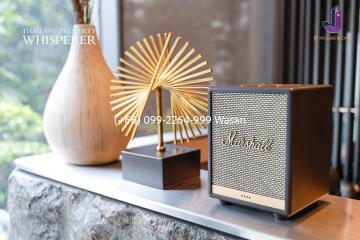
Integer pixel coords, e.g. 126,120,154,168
222,131,273,151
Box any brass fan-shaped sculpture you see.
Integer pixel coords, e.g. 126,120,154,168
110,32,213,152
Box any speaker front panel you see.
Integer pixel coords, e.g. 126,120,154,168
210,90,288,210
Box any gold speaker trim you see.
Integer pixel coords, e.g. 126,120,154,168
212,185,285,210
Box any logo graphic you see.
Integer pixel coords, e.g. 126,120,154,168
322,6,342,33
222,131,273,151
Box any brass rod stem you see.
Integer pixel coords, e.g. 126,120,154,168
156,87,166,152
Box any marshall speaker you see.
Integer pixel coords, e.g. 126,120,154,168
208,84,332,219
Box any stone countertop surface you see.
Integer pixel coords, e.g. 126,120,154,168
9,170,238,240
9,153,360,240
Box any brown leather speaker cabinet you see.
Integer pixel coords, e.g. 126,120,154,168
208,84,332,219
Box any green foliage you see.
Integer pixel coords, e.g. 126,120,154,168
0,99,50,208
0,0,73,209
0,98,44,142
0,0,73,112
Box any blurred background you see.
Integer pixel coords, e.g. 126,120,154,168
0,1,73,237
1,0,360,238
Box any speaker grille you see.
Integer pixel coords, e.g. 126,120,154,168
211,92,288,200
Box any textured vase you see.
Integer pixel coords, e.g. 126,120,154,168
43,24,130,165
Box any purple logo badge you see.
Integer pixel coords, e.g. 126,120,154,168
322,6,342,33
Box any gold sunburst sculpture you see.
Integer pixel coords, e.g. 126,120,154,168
110,32,214,152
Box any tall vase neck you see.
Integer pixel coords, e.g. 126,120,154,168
70,24,100,52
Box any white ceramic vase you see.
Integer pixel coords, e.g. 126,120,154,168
43,24,130,165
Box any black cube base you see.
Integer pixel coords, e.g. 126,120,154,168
121,144,200,189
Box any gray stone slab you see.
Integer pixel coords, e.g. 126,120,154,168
10,153,360,240
8,170,238,240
